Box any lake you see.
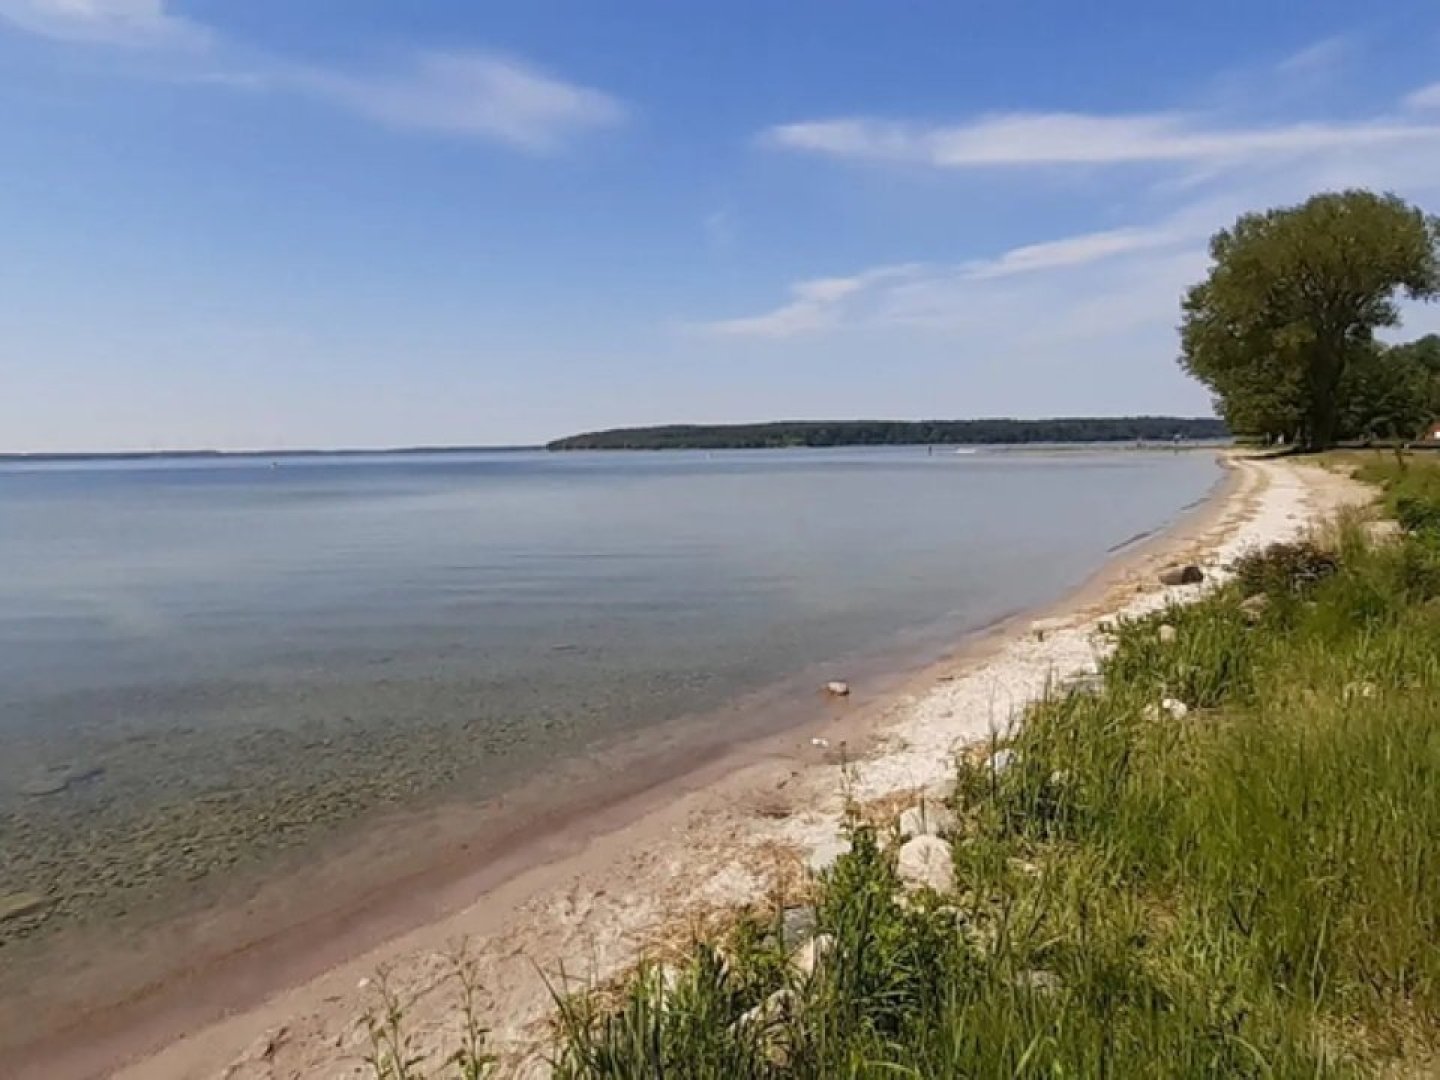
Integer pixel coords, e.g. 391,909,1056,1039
0,446,1220,962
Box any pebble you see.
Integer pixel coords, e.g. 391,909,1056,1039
1160,697,1190,720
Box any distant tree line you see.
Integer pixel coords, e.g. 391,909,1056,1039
546,417,1228,451
1180,190,1440,449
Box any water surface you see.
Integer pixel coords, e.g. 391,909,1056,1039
0,446,1220,952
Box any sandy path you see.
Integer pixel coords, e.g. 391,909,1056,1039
85,455,1368,1080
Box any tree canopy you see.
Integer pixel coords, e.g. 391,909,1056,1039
1180,190,1440,449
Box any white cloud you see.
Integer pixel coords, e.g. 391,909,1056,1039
963,225,1185,280
700,223,1197,339
704,73,1440,350
703,265,925,338
0,5,624,150
1274,35,1353,77
0,0,207,48
764,111,1440,170
1405,83,1440,112
289,52,624,151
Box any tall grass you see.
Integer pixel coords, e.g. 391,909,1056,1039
547,456,1440,1078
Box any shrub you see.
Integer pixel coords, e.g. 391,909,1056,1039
1395,494,1440,535
1230,540,1339,598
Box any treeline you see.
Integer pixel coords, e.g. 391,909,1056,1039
546,416,1227,451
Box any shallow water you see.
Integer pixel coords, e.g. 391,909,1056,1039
0,446,1219,949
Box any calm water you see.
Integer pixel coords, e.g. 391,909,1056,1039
0,446,1220,949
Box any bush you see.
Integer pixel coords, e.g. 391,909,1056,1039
1395,494,1440,535
1230,540,1339,598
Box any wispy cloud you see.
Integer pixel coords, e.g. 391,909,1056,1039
286,52,624,151
0,0,207,48
700,223,1198,339
1274,35,1354,78
703,265,923,338
0,4,624,150
1405,83,1440,112
704,207,737,250
707,65,1440,345
764,111,1440,170
963,225,1184,281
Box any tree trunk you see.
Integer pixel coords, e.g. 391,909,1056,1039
1305,337,1347,450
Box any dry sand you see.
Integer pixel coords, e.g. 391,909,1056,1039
45,454,1372,1080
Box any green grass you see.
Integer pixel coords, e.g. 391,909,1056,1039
544,456,1440,1079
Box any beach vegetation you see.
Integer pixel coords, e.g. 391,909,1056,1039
543,455,1440,1077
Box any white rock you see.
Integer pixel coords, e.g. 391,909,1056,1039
809,737,830,749
1160,697,1189,720
807,836,850,875
988,748,1015,775
1240,593,1270,622
790,933,833,977
825,680,850,697
1343,681,1377,701
897,834,954,892
898,803,956,838
1158,624,1178,644
739,986,792,1030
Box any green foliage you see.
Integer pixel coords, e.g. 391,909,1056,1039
1340,342,1436,442
1388,333,1440,418
549,459,1440,1076
547,417,1228,451
1180,190,1440,449
1354,451,1440,536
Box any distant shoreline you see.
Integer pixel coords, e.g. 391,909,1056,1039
546,416,1228,451
0,445,541,464
0,416,1229,461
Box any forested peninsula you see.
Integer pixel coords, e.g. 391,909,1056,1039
546,416,1227,451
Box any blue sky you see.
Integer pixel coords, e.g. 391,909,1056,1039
5,2,1440,451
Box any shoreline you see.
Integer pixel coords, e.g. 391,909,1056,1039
19,453,1364,1080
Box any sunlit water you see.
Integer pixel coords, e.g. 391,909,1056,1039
0,446,1220,949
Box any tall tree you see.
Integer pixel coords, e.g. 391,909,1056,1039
1180,191,1440,449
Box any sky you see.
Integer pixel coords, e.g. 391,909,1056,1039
5,2,1440,451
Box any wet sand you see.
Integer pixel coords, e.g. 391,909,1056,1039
12,452,1372,1080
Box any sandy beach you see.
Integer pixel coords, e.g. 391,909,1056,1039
21,452,1370,1080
